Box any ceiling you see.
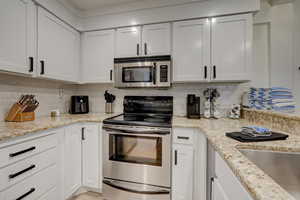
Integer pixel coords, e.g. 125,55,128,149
64,0,145,11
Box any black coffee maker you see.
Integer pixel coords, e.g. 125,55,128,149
70,96,89,114
187,94,201,119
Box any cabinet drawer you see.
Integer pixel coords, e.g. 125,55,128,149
0,147,57,191
0,164,58,200
0,133,58,168
173,128,195,145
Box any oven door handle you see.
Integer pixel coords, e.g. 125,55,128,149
103,126,170,135
103,180,170,195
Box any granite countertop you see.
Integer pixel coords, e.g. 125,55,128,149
174,116,300,200
0,114,299,200
0,113,118,143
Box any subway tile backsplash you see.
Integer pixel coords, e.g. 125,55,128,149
0,73,249,120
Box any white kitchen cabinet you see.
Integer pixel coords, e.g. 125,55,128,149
115,23,171,58
64,125,82,198
172,144,194,200
116,26,141,58
0,0,36,75
82,124,100,189
211,14,252,81
142,23,171,56
172,128,207,200
211,178,229,200
173,19,210,82
172,14,252,83
37,7,80,82
81,30,115,83
208,145,253,200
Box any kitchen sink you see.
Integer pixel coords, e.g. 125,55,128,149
239,149,300,199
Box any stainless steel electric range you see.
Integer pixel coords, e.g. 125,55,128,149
102,96,173,200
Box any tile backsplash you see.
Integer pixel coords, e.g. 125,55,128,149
75,82,249,117
0,74,76,120
0,73,249,120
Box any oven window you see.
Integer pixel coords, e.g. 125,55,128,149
122,67,153,83
109,135,162,166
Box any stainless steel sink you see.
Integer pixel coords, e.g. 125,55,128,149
239,149,300,199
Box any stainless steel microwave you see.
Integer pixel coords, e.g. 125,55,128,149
114,55,171,88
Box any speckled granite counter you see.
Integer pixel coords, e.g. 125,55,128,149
0,113,117,143
0,114,299,200
174,116,300,200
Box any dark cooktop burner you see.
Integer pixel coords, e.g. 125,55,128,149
103,114,172,128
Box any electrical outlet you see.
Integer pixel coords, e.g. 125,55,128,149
59,88,64,99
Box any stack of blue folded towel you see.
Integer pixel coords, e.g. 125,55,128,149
248,87,295,113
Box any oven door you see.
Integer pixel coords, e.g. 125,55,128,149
114,61,157,88
103,126,171,187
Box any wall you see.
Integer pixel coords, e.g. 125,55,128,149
75,83,249,117
293,0,300,109
253,0,294,89
0,74,76,120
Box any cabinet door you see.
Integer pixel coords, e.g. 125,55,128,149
212,178,229,200
37,8,79,82
172,144,194,200
173,19,210,82
116,26,141,58
82,124,100,189
142,23,171,56
211,14,252,81
82,30,114,83
64,125,82,198
0,0,35,74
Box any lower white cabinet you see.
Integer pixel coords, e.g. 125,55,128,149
208,144,253,200
64,123,101,199
64,124,82,198
172,144,194,200
172,128,207,200
82,124,101,189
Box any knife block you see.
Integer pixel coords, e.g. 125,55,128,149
5,103,35,122
13,112,35,122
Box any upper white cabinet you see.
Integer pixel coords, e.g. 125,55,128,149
0,0,36,75
211,14,252,81
37,8,80,82
81,30,115,83
82,124,100,189
142,23,171,56
173,19,210,82
116,26,141,58
173,14,252,83
115,23,171,58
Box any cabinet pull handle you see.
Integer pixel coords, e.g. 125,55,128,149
40,60,45,75
137,44,140,55
16,188,35,200
204,66,207,79
153,63,157,85
29,57,34,73
9,164,36,179
177,136,190,140
9,146,36,158
175,150,178,165
144,43,147,55
213,65,216,79
110,70,113,81
82,127,85,140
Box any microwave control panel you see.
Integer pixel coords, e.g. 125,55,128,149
160,65,168,82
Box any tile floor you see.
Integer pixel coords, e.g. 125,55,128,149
69,192,104,200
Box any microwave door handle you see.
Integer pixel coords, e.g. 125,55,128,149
153,63,157,85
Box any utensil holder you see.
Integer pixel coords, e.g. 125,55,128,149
105,103,113,114
13,112,35,122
